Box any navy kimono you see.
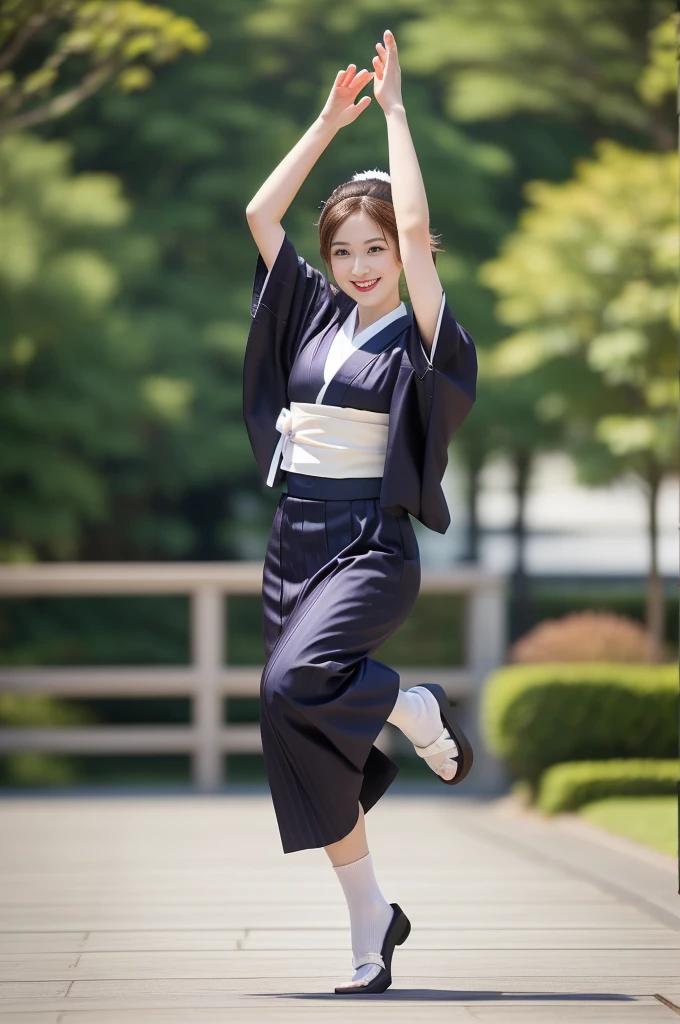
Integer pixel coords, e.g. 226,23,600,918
243,233,477,854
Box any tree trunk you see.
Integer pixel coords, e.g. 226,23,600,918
460,446,485,562
644,460,666,662
511,449,534,640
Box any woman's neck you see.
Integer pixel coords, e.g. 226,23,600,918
353,294,402,337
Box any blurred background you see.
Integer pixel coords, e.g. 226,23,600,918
0,0,677,860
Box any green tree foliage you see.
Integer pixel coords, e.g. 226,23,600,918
636,11,678,108
400,0,675,148
2,0,675,569
0,125,256,562
483,142,677,470
398,1,674,567
0,131,150,560
1,4,259,561
33,0,511,560
480,140,677,650
0,0,208,135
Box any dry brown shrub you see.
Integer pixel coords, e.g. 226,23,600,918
508,611,666,664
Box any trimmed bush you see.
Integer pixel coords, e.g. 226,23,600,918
520,585,678,654
537,759,679,814
508,611,666,663
481,663,677,784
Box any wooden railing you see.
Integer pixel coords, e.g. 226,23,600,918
0,563,508,791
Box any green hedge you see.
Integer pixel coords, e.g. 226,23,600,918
537,759,680,814
481,663,677,784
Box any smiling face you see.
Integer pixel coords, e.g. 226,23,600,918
329,211,403,310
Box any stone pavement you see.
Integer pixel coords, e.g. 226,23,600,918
0,791,678,1022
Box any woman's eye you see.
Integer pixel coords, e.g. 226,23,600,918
332,246,384,256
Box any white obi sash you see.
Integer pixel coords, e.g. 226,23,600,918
266,402,389,487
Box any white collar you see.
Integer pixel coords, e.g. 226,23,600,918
343,302,408,348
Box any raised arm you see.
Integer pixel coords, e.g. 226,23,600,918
245,66,374,270
372,30,443,356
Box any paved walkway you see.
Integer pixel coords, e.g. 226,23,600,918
0,792,678,1022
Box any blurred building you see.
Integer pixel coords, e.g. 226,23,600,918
417,452,677,577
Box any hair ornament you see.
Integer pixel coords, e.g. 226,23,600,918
352,169,391,182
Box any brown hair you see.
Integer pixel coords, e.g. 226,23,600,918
317,177,442,267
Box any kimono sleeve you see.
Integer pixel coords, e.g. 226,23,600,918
243,232,337,488
249,231,336,374
381,293,478,534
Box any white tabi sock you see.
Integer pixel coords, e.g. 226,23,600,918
387,686,457,779
387,685,443,746
333,851,394,988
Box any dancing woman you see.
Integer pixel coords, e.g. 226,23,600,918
243,30,478,995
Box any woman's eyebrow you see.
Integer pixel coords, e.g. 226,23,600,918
331,237,386,246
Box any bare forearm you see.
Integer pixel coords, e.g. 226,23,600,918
245,64,372,266
246,116,338,225
384,105,429,237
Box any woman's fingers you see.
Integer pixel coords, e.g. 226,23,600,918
372,55,384,80
340,65,373,93
350,94,372,120
326,62,374,124
347,69,373,97
340,64,356,87
333,63,374,111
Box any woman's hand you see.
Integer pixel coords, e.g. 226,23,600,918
319,65,374,129
372,29,403,114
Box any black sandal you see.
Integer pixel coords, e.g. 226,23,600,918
412,683,474,785
333,902,411,995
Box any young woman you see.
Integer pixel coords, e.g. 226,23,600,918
243,30,478,995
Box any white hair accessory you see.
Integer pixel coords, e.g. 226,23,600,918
352,169,391,182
